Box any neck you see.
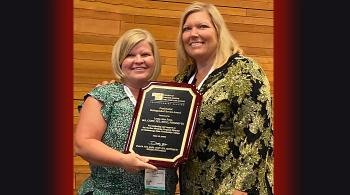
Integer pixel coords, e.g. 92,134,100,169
194,51,216,71
193,57,215,87
124,81,149,99
196,63,213,77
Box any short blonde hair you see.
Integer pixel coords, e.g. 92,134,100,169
112,29,161,81
176,2,242,73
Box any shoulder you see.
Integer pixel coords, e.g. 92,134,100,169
227,54,267,78
174,72,186,82
223,54,271,95
88,82,126,103
174,69,192,83
227,53,256,66
90,82,123,94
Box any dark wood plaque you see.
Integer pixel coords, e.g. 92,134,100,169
124,81,202,168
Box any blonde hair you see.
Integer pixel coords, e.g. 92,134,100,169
112,29,161,81
176,1,242,73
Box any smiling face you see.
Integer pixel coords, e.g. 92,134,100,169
182,11,218,64
121,40,155,86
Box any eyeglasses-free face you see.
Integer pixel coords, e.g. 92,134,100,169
182,11,218,64
121,40,156,86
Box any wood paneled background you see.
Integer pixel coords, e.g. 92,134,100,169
73,0,273,194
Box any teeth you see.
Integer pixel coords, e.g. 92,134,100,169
190,42,203,47
133,67,146,70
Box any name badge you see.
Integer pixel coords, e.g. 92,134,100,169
145,168,165,195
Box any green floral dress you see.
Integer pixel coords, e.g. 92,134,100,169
175,54,273,195
77,83,178,195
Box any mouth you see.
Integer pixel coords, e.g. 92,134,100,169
131,66,147,71
189,41,204,47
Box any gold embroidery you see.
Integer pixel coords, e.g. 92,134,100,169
176,55,273,194
208,131,234,157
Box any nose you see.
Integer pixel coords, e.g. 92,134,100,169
134,55,143,64
190,28,199,37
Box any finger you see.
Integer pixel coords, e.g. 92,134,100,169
102,81,109,85
96,84,101,87
109,80,116,84
143,162,157,171
135,154,149,163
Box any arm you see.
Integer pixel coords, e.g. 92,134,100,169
74,96,157,172
232,72,273,193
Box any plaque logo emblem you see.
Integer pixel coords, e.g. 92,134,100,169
152,93,164,100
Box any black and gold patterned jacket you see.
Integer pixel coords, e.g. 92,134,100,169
175,53,273,195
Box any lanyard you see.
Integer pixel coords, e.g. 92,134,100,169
123,84,136,106
188,67,215,89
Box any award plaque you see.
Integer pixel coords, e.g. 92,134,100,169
124,81,202,168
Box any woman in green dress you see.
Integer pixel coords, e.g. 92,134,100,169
74,29,178,195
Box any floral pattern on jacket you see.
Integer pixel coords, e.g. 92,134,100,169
175,53,273,195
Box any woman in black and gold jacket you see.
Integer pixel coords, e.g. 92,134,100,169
175,2,273,195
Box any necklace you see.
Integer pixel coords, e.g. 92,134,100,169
188,66,215,89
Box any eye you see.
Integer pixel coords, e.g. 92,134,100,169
126,53,134,57
182,26,191,32
199,24,209,29
141,52,152,57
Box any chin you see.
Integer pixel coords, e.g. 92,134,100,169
134,76,151,82
189,53,206,59
187,49,204,55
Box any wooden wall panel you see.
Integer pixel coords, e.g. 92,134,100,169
73,0,274,194
223,15,273,26
155,0,273,10
74,33,118,45
74,17,121,35
74,8,135,22
75,0,183,18
227,23,273,34
233,31,273,48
